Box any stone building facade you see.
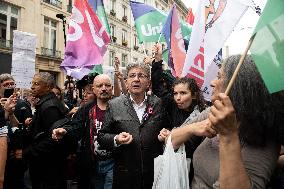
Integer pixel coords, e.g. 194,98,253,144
0,0,187,87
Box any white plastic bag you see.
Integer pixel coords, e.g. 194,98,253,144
152,134,190,189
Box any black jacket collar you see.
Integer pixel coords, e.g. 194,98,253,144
36,92,56,107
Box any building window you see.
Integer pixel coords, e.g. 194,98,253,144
110,0,116,12
43,0,62,9
121,54,127,67
110,25,116,42
122,29,127,43
110,25,117,43
123,5,127,17
134,35,138,46
109,51,115,66
134,35,139,50
44,17,57,51
0,1,19,42
67,0,73,13
0,14,7,40
122,5,127,22
42,17,61,58
110,24,115,37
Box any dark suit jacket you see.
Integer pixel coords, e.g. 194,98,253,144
98,94,168,189
23,92,68,189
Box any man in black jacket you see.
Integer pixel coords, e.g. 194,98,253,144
23,72,68,189
97,63,168,189
52,74,114,189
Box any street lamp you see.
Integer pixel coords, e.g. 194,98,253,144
56,13,73,105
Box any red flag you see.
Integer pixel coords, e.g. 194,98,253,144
186,8,195,25
162,5,186,77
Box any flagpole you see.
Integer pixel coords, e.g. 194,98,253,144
225,33,256,95
142,42,147,57
130,12,133,63
157,32,162,43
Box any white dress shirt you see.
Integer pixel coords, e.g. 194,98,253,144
129,94,147,123
114,94,147,147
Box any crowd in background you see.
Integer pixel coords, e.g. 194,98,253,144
0,44,284,189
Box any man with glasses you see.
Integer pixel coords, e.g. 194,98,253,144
98,63,168,189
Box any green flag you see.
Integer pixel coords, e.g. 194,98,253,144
90,64,103,75
250,0,284,93
180,20,192,42
88,0,111,35
135,10,166,43
130,1,191,44
162,49,169,63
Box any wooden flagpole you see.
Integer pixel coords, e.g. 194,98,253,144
225,33,256,95
142,42,148,57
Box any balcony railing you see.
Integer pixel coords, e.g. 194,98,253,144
41,47,61,58
0,39,13,50
122,16,127,23
43,0,62,9
110,10,116,17
67,4,72,13
122,40,128,47
112,36,117,43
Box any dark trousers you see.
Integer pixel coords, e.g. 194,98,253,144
29,161,67,189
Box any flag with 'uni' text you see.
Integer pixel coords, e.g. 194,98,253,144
130,1,191,44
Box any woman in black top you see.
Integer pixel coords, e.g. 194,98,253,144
148,44,206,131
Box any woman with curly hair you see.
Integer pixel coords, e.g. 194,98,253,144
147,44,207,142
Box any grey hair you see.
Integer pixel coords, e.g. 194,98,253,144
36,72,55,88
222,55,275,146
126,63,150,78
0,73,14,83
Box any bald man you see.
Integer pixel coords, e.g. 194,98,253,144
53,74,114,189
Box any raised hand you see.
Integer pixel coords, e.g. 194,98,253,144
114,56,120,70
2,94,17,113
152,43,162,61
143,56,154,65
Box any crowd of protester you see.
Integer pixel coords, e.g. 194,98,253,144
0,43,284,189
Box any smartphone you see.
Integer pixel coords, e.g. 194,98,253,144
4,88,14,98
